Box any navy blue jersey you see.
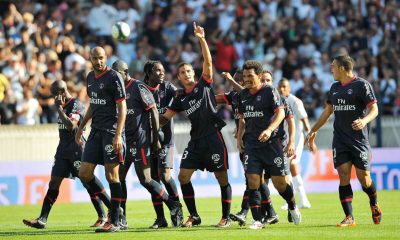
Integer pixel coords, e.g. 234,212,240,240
86,67,126,134
327,76,377,146
168,76,226,140
279,96,293,142
55,98,85,159
125,79,156,146
147,81,177,146
238,84,284,149
223,90,240,127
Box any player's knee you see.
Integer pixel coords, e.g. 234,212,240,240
214,171,228,186
160,172,171,183
48,178,62,190
78,171,90,183
178,173,190,184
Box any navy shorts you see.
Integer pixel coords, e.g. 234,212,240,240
332,139,371,170
180,131,228,172
244,138,289,176
82,129,125,165
51,157,81,179
126,143,152,169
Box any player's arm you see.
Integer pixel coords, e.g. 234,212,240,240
160,109,176,128
149,105,161,152
352,102,378,131
222,72,244,92
259,107,285,142
194,22,213,81
286,116,295,158
301,117,311,135
75,105,93,145
113,100,127,153
237,114,245,152
305,103,333,153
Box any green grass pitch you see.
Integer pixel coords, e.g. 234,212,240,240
0,190,398,240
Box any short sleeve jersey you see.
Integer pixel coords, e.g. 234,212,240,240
326,76,377,145
223,90,241,127
238,84,283,149
279,96,293,143
168,76,226,140
147,81,177,146
125,79,156,147
86,67,126,134
55,98,85,159
286,94,308,145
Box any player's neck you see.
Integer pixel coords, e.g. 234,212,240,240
339,73,355,85
94,66,108,76
249,83,263,95
184,81,196,93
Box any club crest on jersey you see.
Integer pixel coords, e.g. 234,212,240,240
105,144,113,153
274,157,283,167
347,89,353,95
360,152,368,160
73,161,81,169
130,147,136,156
126,93,130,99
159,91,165,98
212,154,220,164
194,88,198,93
257,95,262,101
99,83,104,89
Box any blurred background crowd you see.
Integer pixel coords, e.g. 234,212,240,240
0,0,399,125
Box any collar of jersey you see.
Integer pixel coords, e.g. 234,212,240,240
145,83,160,91
184,81,199,95
94,66,110,80
340,75,357,87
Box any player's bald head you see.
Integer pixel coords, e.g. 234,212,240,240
112,60,128,72
51,80,67,96
90,46,106,57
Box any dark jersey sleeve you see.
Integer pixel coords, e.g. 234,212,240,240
270,87,283,111
168,96,184,112
282,97,294,118
69,100,85,122
361,81,377,106
138,84,156,110
238,90,245,114
113,73,126,103
326,84,335,105
224,91,234,105
201,74,212,85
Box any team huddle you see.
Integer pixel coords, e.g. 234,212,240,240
23,23,382,232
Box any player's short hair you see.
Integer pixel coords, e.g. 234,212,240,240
143,60,161,81
176,62,193,74
242,60,263,74
235,68,243,75
112,60,128,72
333,55,354,72
50,80,67,96
279,78,290,86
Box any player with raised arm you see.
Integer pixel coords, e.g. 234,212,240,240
142,60,182,229
237,60,300,230
76,46,126,233
160,22,232,228
23,80,111,229
305,55,381,227
111,60,183,229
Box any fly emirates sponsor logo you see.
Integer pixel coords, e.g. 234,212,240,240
90,92,106,105
243,105,264,118
333,99,356,111
185,99,202,116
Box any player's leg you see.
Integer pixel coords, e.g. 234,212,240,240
214,170,232,227
159,147,179,202
179,168,201,227
23,176,63,229
261,174,279,225
118,159,131,229
291,143,311,208
336,160,355,227
150,155,167,229
230,152,249,226
353,148,381,224
134,148,183,227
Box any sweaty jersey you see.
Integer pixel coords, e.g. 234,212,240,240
326,76,377,146
168,76,226,139
285,94,308,146
125,79,156,146
223,90,240,127
146,81,177,146
238,84,284,149
86,67,126,134
55,98,85,159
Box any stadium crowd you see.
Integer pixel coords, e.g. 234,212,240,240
0,0,399,125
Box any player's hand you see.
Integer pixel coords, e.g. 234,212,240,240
259,129,272,142
305,131,317,153
113,134,123,154
152,140,162,156
352,118,366,131
193,22,205,39
54,94,65,107
286,141,295,158
237,138,245,152
221,72,234,82
75,128,84,146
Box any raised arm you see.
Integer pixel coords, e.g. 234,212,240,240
55,95,77,131
222,72,244,92
160,109,177,128
194,22,213,80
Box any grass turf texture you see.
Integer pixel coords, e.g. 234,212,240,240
0,190,398,240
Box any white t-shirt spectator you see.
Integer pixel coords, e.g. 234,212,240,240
88,3,117,36
16,98,40,125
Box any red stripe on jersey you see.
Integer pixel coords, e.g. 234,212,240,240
158,189,165,198
144,103,155,111
153,202,163,206
222,199,232,203
341,198,353,203
93,189,106,195
340,75,357,87
94,67,110,80
146,83,160,91
119,152,124,164
125,79,134,90
249,205,261,209
111,197,124,201
261,199,271,204
222,94,230,105
141,148,148,166
201,74,213,84
367,99,377,107
62,98,74,108
115,97,125,103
